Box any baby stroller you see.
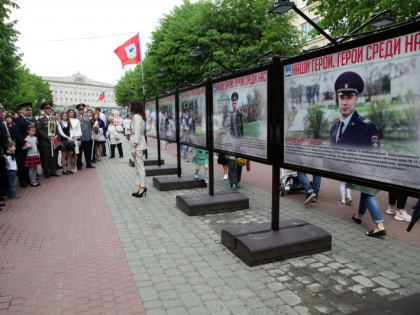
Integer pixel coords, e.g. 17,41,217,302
280,168,307,196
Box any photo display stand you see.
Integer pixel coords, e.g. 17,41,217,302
221,57,331,266
153,87,207,191
145,95,178,176
143,97,165,166
176,71,266,216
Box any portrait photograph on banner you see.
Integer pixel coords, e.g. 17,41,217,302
283,30,420,190
159,95,176,142
145,100,157,138
179,86,206,147
213,70,268,159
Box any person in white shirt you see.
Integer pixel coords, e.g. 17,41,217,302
3,141,20,198
68,109,81,172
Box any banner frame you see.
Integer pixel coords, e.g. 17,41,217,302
211,63,272,164
280,20,420,198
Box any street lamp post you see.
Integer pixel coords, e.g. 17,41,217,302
189,46,231,72
268,1,337,45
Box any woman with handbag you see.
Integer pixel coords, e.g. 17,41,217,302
130,99,147,198
57,112,75,175
106,118,123,158
347,183,386,237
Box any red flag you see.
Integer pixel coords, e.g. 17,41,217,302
97,91,105,101
114,34,141,68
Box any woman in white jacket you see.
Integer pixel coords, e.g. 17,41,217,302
130,99,148,198
106,118,123,158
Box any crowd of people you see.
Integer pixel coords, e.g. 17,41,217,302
0,101,132,210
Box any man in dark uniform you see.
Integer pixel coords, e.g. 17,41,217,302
229,92,244,138
37,101,60,178
14,102,32,187
330,71,380,151
76,103,95,170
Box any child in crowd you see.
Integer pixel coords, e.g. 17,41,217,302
3,141,20,199
192,148,209,184
24,125,41,187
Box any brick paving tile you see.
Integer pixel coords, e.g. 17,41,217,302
0,164,145,314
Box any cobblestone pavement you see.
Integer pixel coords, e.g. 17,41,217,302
97,144,420,315
0,163,145,315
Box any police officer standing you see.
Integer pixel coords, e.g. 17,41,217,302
14,102,32,187
229,92,244,138
37,101,60,178
330,71,379,151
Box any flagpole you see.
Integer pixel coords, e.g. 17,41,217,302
138,33,145,96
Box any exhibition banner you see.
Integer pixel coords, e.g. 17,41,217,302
145,99,157,138
213,70,268,159
159,94,176,142
283,29,420,190
179,86,206,147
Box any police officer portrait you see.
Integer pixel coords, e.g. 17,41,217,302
330,71,379,151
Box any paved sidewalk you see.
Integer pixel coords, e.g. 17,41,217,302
97,143,420,315
152,139,420,248
0,167,145,314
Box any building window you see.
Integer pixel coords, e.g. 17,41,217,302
299,0,308,8
301,17,320,42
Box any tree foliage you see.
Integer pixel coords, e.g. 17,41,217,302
0,0,21,105
7,67,52,113
115,0,302,105
0,0,52,111
307,0,420,38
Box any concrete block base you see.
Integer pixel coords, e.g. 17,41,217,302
176,191,249,216
145,165,178,176
153,175,207,191
221,219,331,266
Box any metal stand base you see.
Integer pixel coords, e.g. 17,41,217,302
349,293,420,315
153,175,207,191
176,191,249,216
221,219,331,266
145,165,178,176
144,159,164,166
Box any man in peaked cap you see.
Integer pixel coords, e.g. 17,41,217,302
229,92,244,139
14,102,32,187
330,71,379,151
37,100,60,178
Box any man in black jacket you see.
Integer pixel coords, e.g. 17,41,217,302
0,104,9,206
14,103,32,187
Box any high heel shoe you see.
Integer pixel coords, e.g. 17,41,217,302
138,187,147,197
132,187,147,198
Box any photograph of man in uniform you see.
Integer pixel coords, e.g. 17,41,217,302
229,92,244,139
330,71,380,151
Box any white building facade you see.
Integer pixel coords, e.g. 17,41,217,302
42,73,128,117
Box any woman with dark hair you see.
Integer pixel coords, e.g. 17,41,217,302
92,112,106,161
130,99,147,197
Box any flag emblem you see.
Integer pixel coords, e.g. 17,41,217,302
97,91,105,101
125,43,137,60
285,65,292,77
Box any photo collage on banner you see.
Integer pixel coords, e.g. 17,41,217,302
159,95,176,142
145,99,157,138
283,30,420,190
213,71,268,159
179,86,206,147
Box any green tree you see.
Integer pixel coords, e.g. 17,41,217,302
7,67,52,114
303,105,328,139
115,0,302,102
0,0,21,106
307,0,420,38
